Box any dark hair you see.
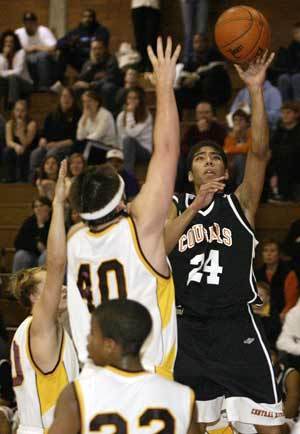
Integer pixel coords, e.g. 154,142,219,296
69,164,121,227
82,90,102,108
232,108,250,123
92,36,108,49
38,155,60,181
186,141,228,172
124,86,148,124
0,30,21,53
93,299,152,356
55,86,78,118
262,238,280,250
83,8,96,20
23,11,37,22
32,196,52,209
281,101,300,114
10,99,31,126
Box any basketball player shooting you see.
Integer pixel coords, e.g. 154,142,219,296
67,37,181,378
165,52,285,434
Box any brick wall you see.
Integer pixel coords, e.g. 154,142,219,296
0,0,49,30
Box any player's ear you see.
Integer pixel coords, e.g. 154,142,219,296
104,337,117,354
188,171,194,183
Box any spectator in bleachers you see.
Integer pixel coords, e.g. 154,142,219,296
76,90,117,163
268,102,300,201
2,100,37,182
283,219,300,275
252,281,282,348
29,87,81,182
106,149,140,200
224,108,251,187
276,22,300,102
256,239,299,322
180,1,209,63
230,78,282,131
12,196,51,272
56,8,110,76
117,86,152,172
181,101,227,157
131,0,160,72
0,30,33,109
277,299,300,370
73,37,121,112
15,12,57,90
35,155,59,201
175,33,231,113
67,153,86,180
115,67,140,114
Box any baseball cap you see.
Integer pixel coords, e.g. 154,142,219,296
106,149,124,161
23,12,37,22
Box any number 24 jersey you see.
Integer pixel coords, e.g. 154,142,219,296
169,193,260,316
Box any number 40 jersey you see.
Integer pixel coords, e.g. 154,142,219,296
67,216,177,377
169,193,260,317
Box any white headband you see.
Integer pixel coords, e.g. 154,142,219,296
80,175,125,221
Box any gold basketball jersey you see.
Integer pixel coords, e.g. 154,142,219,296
67,216,177,378
11,316,79,433
74,365,194,434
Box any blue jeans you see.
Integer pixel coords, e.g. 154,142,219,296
180,0,209,62
12,249,46,272
122,137,151,173
26,51,57,88
278,73,300,102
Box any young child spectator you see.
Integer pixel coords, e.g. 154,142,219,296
276,22,300,101
131,0,160,71
181,101,227,156
117,86,153,172
35,155,59,201
175,33,231,112
269,102,300,201
2,100,37,182
13,196,51,271
29,87,81,181
115,67,140,114
106,149,140,200
15,12,57,90
224,109,251,187
73,37,121,112
56,8,110,75
67,152,86,179
230,79,282,131
76,90,117,163
256,239,299,322
252,281,282,348
0,30,33,109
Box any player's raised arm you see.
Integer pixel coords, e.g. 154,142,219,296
130,37,181,234
48,383,80,434
30,160,68,347
235,52,275,226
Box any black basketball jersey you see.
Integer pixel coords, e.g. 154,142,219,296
169,192,260,317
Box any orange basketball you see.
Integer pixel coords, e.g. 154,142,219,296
214,5,271,64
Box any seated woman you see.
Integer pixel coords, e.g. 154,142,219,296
76,90,117,164
256,239,299,322
67,152,86,180
117,86,153,172
29,87,81,182
36,155,59,201
224,108,251,187
0,30,33,109
13,196,52,272
2,99,37,182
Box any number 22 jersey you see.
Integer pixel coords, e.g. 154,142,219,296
169,193,260,317
67,216,177,377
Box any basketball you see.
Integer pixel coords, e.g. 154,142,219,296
214,6,271,64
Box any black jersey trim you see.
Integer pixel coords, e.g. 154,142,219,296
185,193,215,216
229,194,255,233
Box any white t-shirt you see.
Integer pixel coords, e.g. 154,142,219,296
0,49,32,82
131,0,160,9
15,25,57,49
117,111,153,153
76,107,117,147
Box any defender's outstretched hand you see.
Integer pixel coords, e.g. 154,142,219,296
234,51,275,88
54,159,68,203
147,37,181,88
